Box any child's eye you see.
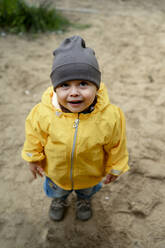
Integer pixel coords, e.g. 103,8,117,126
80,81,88,87
60,83,69,88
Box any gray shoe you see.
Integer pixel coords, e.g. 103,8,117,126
49,198,68,221
76,198,92,221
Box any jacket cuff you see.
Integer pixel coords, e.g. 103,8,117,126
105,165,129,176
105,167,121,175
22,151,45,162
109,169,122,176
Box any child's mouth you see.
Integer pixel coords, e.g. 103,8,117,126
68,101,83,105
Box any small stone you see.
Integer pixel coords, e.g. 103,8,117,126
56,30,63,35
1,32,6,37
148,75,154,83
25,90,30,95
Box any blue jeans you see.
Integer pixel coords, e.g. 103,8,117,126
43,177,102,200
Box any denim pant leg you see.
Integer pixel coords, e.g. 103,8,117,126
43,177,72,200
75,182,102,200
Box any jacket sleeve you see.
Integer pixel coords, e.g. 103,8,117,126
103,107,129,176
22,104,48,162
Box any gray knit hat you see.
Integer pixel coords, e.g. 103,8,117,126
50,36,101,89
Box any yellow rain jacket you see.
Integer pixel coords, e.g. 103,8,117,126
22,83,129,190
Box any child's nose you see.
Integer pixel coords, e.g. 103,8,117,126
69,86,79,96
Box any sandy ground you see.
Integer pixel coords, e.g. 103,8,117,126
0,0,165,247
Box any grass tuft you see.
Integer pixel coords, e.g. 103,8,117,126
0,0,71,33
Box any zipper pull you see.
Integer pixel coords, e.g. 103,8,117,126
73,119,79,128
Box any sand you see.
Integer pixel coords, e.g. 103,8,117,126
0,0,165,247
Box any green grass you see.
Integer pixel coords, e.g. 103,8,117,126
0,0,71,34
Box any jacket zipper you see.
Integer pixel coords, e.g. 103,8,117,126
70,116,80,189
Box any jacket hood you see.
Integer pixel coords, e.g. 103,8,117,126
41,82,110,114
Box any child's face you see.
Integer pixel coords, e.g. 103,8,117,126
55,80,97,113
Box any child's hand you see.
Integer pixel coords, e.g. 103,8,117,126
104,174,118,184
29,162,44,179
